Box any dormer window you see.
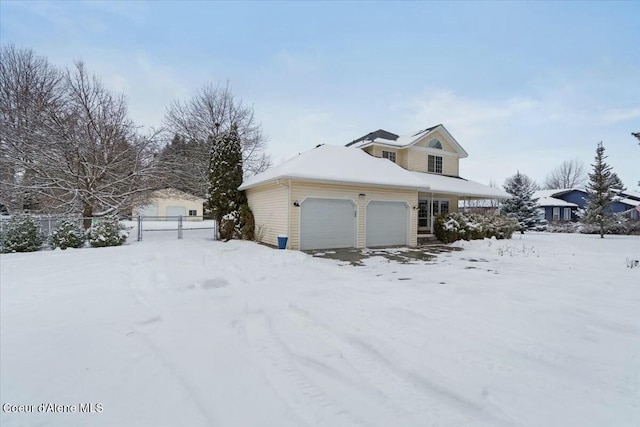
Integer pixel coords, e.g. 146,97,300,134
382,150,396,163
429,138,443,149
428,155,443,174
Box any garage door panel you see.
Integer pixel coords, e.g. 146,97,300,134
138,204,159,217
166,206,187,218
300,198,356,250
366,201,408,247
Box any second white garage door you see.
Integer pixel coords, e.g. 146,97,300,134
166,206,187,218
366,201,408,247
300,198,356,250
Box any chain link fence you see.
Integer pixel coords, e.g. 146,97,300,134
0,214,218,242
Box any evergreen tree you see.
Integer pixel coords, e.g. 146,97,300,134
206,124,246,239
501,171,540,233
609,172,625,192
585,142,615,238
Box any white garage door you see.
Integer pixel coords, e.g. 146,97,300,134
138,204,159,217
300,198,356,250
166,206,187,219
366,201,408,247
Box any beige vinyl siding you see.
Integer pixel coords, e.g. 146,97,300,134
397,149,408,169
443,155,459,176
134,189,206,221
289,181,418,250
367,145,400,164
245,182,288,247
406,147,459,176
156,198,205,220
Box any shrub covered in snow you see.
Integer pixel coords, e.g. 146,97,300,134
0,214,45,253
434,212,518,244
578,216,640,236
87,216,128,248
218,204,255,242
50,219,86,250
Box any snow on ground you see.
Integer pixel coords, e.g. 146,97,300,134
1,232,639,427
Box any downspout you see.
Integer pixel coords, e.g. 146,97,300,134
276,179,290,247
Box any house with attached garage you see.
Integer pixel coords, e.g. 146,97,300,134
239,124,510,250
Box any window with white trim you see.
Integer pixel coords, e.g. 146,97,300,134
428,155,443,174
429,138,443,149
188,210,197,216
553,207,560,221
563,207,571,221
382,150,396,163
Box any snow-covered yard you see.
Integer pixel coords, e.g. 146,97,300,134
1,233,639,427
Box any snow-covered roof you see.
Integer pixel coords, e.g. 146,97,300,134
410,172,511,199
239,145,432,191
618,197,640,207
152,188,206,202
534,189,569,199
533,188,586,200
536,196,578,208
618,189,640,201
348,124,469,158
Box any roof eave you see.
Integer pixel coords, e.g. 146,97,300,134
240,175,430,192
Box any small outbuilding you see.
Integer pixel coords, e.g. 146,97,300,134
133,188,206,221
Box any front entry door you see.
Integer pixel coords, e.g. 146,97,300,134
418,199,450,232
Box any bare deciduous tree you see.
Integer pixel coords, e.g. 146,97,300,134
44,62,159,223
161,83,271,197
543,159,587,190
1,47,159,223
0,45,64,212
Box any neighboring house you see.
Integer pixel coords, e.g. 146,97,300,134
535,188,640,221
534,189,582,222
614,189,640,220
240,124,510,250
133,188,206,221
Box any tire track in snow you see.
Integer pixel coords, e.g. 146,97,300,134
131,327,217,427
244,309,366,427
285,304,511,427
123,252,217,426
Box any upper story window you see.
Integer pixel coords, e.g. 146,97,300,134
428,138,443,149
428,155,443,174
382,150,396,163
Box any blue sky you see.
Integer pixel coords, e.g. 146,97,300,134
2,0,639,189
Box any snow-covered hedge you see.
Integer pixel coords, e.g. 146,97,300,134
434,212,518,244
0,214,46,253
50,219,86,250
545,217,640,235
87,216,129,248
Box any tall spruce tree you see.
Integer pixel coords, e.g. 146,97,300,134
585,141,615,238
206,124,246,239
501,171,540,233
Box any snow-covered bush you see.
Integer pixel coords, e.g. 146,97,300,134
219,211,237,241
218,204,255,241
87,216,128,248
578,216,640,236
434,212,518,243
50,219,86,250
0,214,45,253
